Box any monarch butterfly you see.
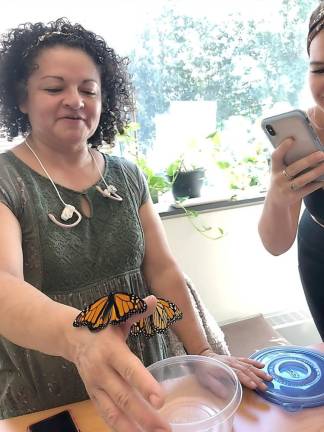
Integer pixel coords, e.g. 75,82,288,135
130,298,183,338
73,292,147,331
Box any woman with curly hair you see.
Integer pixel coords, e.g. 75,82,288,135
0,17,270,431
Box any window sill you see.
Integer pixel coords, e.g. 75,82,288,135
156,192,266,219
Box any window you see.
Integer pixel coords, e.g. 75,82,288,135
0,0,318,203
124,0,318,203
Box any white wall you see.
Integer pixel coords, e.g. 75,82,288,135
161,202,308,323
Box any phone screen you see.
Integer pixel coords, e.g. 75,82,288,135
28,410,79,432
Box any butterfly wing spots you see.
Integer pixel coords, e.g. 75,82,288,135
73,310,86,328
152,301,169,333
72,292,185,334
161,299,183,323
155,298,183,325
108,292,147,325
129,320,141,337
73,295,111,330
73,293,147,331
130,297,183,338
130,315,155,338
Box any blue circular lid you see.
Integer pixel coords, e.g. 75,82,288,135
250,346,324,412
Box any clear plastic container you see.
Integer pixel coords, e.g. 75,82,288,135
147,355,242,432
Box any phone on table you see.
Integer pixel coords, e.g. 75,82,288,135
27,410,79,432
261,109,324,179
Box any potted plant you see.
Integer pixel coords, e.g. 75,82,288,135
136,157,171,203
115,124,172,204
116,124,222,239
166,158,205,201
207,127,270,196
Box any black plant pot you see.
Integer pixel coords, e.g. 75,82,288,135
170,168,205,200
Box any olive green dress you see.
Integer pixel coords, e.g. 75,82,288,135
0,151,185,419
0,150,229,419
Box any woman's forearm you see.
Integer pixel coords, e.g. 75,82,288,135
258,193,301,255
0,271,79,361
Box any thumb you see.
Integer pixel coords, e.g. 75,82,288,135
139,295,158,321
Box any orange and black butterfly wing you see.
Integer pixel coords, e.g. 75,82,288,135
130,297,183,338
130,315,155,337
151,298,183,334
73,292,147,331
107,292,147,325
169,300,183,322
73,295,112,331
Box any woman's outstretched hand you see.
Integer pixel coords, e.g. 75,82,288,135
70,295,171,432
201,349,272,391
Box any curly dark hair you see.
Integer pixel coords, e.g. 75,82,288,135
0,17,134,147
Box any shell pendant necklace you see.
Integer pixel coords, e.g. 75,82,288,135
24,138,122,228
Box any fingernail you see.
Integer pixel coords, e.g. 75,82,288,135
250,381,257,389
267,374,273,380
149,394,163,408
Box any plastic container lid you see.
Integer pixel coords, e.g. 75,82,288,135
250,346,324,412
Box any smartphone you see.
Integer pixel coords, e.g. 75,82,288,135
261,109,324,179
27,410,79,432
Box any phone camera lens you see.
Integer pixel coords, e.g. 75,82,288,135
266,124,276,136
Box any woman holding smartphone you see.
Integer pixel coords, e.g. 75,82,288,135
259,1,324,340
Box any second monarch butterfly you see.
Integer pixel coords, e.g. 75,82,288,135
130,298,183,338
73,292,147,331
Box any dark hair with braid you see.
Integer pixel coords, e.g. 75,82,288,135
0,17,134,147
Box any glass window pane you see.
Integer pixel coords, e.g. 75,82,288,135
0,0,319,201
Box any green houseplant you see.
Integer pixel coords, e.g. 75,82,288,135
116,123,172,204
117,124,223,239
207,126,270,195
137,157,223,240
136,157,171,204
166,158,205,201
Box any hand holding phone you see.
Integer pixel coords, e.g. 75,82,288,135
261,109,324,180
27,410,79,432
